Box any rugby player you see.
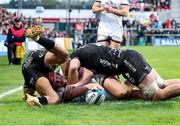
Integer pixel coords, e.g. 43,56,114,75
92,0,130,49
23,26,104,107
68,43,180,100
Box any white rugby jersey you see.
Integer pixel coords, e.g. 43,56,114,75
97,0,129,35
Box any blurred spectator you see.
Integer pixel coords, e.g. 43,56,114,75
35,17,43,26
73,23,84,49
6,17,26,65
129,0,170,12
27,16,33,27
165,19,171,28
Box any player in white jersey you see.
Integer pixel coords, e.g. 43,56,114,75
92,0,130,49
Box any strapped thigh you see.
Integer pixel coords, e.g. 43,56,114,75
156,76,164,88
142,81,160,98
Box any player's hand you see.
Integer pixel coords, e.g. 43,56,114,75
64,85,76,96
84,83,104,90
104,5,114,13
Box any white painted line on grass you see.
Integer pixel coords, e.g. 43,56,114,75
0,86,23,99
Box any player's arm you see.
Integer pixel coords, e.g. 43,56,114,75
60,61,70,80
112,4,129,17
67,58,81,84
75,67,94,86
64,83,102,101
64,85,89,101
92,0,104,13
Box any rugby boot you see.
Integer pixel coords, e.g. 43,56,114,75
25,25,44,40
25,94,42,107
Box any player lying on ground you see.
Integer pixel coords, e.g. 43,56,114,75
67,43,180,100
62,61,147,100
23,26,105,107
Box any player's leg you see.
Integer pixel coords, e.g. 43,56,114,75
109,40,121,49
124,80,148,100
26,77,61,107
151,68,180,88
61,61,70,80
35,77,60,104
25,26,68,65
109,32,122,49
138,70,180,100
97,33,110,46
103,76,132,99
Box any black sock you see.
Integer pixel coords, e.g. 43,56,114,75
36,36,55,50
37,96,48,105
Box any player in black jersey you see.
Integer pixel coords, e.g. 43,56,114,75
23,26,104,107
68,43,180,100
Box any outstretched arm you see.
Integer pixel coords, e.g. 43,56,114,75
64,83,103,101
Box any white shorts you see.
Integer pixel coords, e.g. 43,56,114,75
97,32,123,43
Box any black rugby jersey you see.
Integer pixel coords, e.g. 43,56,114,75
70,43,125,75
22,50,53,77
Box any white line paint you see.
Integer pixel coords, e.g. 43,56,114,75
0,86,23,99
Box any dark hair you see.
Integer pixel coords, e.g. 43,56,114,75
14,17,21,22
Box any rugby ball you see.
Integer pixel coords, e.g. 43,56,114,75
85,89,105,105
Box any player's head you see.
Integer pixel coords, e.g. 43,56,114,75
14,17,22,28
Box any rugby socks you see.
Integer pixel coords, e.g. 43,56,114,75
36,36,55,50
37,96,48,105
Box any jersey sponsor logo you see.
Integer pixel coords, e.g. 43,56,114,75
23,54,33,69
124,59,136,72
99,59,118,69
125,72,135,84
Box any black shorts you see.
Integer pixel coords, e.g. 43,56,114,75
22,50,52,89
120,49,152,86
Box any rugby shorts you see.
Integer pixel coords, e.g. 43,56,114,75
22,50,51,89
120,49,152,86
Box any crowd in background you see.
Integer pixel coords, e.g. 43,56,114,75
0,0,180,46
0,8,25,35
0,7,64,38
123,13,180,45
129,0,171,12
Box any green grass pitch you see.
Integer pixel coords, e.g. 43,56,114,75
0,46,180,125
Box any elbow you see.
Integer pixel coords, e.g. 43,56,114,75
62,52,69,62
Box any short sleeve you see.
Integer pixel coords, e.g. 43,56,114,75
121,0,130,5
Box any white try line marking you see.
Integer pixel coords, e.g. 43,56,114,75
0,86,23,99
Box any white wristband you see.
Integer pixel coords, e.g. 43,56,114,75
35,36,40,41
